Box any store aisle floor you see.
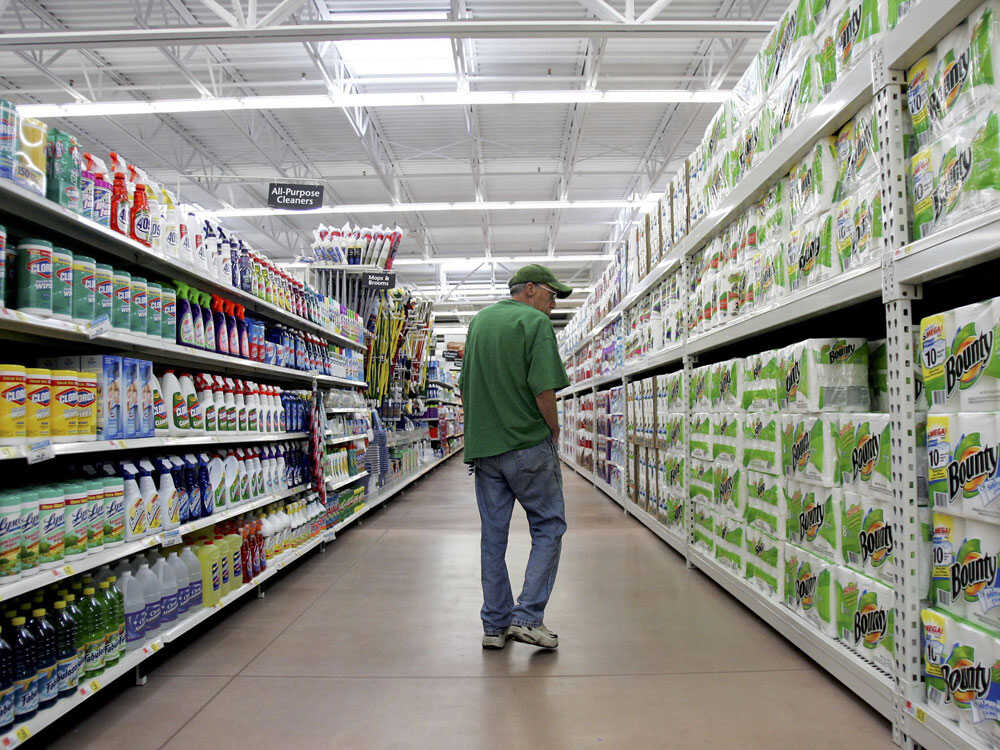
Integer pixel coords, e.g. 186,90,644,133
49,455,891,749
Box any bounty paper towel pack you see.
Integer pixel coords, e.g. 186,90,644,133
942,513,1000,634
690,366,712,411
922,300,1000,412
782,338,869,412
690,413,711,460
787,547,836,636
786,480,841,561
711,359,743,411
927,412,1000,517
835,565,862,649
744,526,783,601
715,462,743,515
742,411,782,475
841,491,897,585
689,458,714,504
743,349,780,410
714,512,744,573
836,413,893,497
692,502,715,554
933,109,1000,233
850,578,896,674
782,413,839,485
712,412,741,464
744,469,783,538
933,511,964,614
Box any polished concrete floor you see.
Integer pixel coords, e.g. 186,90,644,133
48,453,892,749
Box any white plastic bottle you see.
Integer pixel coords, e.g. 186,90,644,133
246,382,260,433
120,570,147,651
248,448,263,498
135,561,161,636
154,457,179,531
166,550,189,617
152,555,178,629
223,378,237,433
197,373,216,433
212,376,227,433
180,544,203,610
233,448,249,501
150,374,169,436
234,380,247,434
261,445,274,494
179,373,203,434
137,459,162,532
163,201,181,260
121,461,146,541
275,444,287,488
160,370,188,435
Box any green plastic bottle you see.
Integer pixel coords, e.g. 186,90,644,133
97,581,118,668
79,586,105,676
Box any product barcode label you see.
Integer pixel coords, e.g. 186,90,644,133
932,391,946,406
926,687,946,706
847,552,860,565
936,590,952,606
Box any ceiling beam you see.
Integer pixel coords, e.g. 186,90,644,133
0,19,774,50
577,0,627,23
254,0,309,28
637,0,676,23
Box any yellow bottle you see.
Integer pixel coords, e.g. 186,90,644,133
194,540,221,607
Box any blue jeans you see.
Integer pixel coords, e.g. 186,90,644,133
474,437,566,634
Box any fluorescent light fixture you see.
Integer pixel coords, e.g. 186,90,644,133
211,201,635,219
17,89,730,119
394,255,612,267
336,38,455,78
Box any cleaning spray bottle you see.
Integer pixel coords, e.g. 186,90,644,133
137,459,161,532
211,295,229,355
182,454,200,521
223,378,237,432
120,462,145,541
153,457,179,530
199,293,215,353
197,454,213,519
173,283,197,348
246,381,259,433
224,301,239,356
160,370,187,435
168,455,189,524
196,373,216,433
179,373,203,434
234,380,247,434
150,372,168,436
234,304,249,359
212,376,227,432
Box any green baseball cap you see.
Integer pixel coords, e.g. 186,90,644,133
508,264,573,298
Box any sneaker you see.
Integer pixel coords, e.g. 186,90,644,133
482,629,510,649
509,623,558,649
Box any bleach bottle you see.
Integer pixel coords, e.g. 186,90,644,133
154,457,179,530
137,459,161,532
181,454,200,521
120,462,146,541
197,453,213,518
168,455,189,525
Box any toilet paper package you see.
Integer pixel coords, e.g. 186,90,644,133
712,358,743,411
714,513,744,573
743,349,780,410
744,526,783,601
692,502,715,554
782,338,870,412
786,547,836,636
836,412,893,497
715,462,743,515
689,458,715,504
744,469,783,538
782,413,839,485
712,412,742,464
841,491,897,585
690,412,712,460
785,480,841,561
851,577,896,674
927,413,1000,517
743,411,782,475
929,299,1000,412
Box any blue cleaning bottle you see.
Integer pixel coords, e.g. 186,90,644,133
197,454,213,518
174,282,197,349
0,627,14,731
29,609,57,709
199,292,215,353
11,616,37,721
212,295,229,355
168,455,190,525
182,454,200,521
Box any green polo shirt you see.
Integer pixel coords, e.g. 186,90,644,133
459,299,570,461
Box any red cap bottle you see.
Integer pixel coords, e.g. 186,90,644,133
130,184,152,246
110,173,130,235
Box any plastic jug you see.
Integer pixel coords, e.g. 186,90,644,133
180,373,203,433
137,459,161,532
195,541,221,607
160,370,188,434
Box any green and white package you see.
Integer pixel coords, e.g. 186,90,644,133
692,502,715,553
910,138,941,240
743,411,782,475
661,492,685,530
712,358,743,411
970,1,1000,108
836,412,893,497
664,370,684,411
927,413,1000,517
791,136,839,222
834,0,882,80
661,412,685,453
835,565,862,648
757,8,803,94
690,412,712,460
712,412,742,464
782,413,842,485
812,0,840,92
948,515,1000,634
921,608,956,721
690,365,712,410
785,480,842,561
850,103,880,189
922,300,1000,412
715,462,743,514
934,110,1000,232
850,178,883,267
749,244,788,311
932,23,975,131
786,213,837,291
689,457,715,504
744,525,783,601
787,547,836,635
868,338,889,411
908,52,937,143
834,195,857,273
841,491,897,584
850,577,896,673
782,338,870,412
714,512,744,572
744,469,784,537
743,349,780,410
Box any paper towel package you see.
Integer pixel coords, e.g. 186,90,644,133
782,338,870,412
791,136,839,222
689,458,715,504
712,411,742,464
715,462,743,515
785,480,841,561
743,411,782,475
836,413,893,498
868,338,889,412
782,413,839,485
662,412,685,453
787,547,836,636
842,491,897,585
744,469,783,538
921,608,956,722
691,366,712,410
927,413,1000,517
744,526,783,601
952,516,1000,635
712,358,743,411
665,370,684,411
714,513,744,573
690,412,712,460
743,349,780,410
692,502,716,554
852,578,896,674
922,300,1000,412
835,565,862,649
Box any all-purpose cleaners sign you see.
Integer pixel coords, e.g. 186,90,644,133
267,183,324,210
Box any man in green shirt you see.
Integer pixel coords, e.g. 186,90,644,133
459,264,571,650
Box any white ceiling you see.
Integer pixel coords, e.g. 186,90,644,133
0,0,786,324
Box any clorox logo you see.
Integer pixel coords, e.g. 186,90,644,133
116,287,130,303
28,387,49,407
56,267,72,284
2,385,25,405
77,389,95,409
97,280,113,299
83,274,96,293
27,258,51,279
56,388,76,406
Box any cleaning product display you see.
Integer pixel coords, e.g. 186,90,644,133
308,224,404,268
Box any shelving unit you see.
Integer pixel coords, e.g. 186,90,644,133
553,4,998,747
325,470,368,491
324,431,371,446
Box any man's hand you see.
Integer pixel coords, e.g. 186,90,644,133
535,389,560,441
